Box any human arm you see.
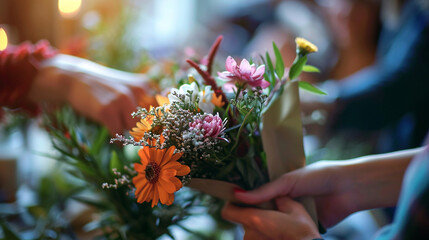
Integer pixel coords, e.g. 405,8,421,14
0,41,156,134
234,147,423,227
28,54,156,134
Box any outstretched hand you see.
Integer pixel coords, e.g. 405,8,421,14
233,161,358,228
222,197,321,240
28,54,157,135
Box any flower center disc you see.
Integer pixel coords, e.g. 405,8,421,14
145,163,161,184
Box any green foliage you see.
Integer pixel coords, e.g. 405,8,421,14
302,65,320,73
298,81,327,95
273,42,285,80
42,106,201,239
289,55,307,80
0,220,20,240
264,52,276,90
0,171,85,240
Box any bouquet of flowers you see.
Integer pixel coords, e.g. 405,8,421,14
111,36,324,222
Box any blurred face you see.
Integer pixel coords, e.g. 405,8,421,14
315,0,353,47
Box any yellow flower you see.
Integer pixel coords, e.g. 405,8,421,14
130,96,169,141
133,143,190,207
130,117,153,142
295,37,318,54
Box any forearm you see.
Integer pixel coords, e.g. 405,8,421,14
339,147,424,212
28,54,151,104
40,54,148,84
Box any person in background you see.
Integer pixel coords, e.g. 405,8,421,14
0,40,156,135
222,0,429,238
302,0,429,153
223,143,428,239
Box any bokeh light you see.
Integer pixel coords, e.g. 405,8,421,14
0,28,8,51
58,0,82,18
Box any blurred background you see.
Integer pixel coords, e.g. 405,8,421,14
1,0,428,239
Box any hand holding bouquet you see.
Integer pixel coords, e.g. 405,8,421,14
111,36,324,222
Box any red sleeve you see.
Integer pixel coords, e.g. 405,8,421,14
0,40,57,116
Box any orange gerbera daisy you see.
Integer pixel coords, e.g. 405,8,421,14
133,145,190,207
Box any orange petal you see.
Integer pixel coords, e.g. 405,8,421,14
166,193,174,205
211,92,224,107
149,145,156,161
133,174,147,189
151,186,159,207
160,146,176,167
158,177,176,194
176,164,190,176
136,121,150,130
156,95,170,106
134,163,146,173
138,148,150,166
157,184,170,204
163,161,181,170
170,152,184,162
136,182,151,203
144,184,155,203
161,168,177,179
155,148,166,165
170,177,182,190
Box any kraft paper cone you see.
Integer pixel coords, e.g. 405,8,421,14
260,80,318,223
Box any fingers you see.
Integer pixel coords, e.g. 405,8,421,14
275,196,306,215
243,227,265,240
235,172,298,205
222,201,321,240
221,202,263,227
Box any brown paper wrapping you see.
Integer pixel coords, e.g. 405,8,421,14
260,80,317,222
188,81,317,222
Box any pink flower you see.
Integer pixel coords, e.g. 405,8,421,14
189,113,226,139
217,56,269,89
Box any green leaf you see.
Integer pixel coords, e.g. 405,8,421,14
273,42,285,79
302,65,320,73
265,52,276,87
72,196,110,210
90,127,109,155
110,151,123,173
298,81,327,95
289,55,307,80
0,220,20,240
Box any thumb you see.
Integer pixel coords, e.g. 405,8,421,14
275,196,305,214
234,173,298,205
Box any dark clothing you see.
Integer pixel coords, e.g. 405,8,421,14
334,0,429,152
375,138,429,239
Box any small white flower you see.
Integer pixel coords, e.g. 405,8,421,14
168,82,199,104
198,85,215,113
168,82,216,113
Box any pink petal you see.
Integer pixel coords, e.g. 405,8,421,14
225,56,236,72
250,64,257,75
217,71,234,80
239,59,252,76
260,79,271,89
253,65,265,78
